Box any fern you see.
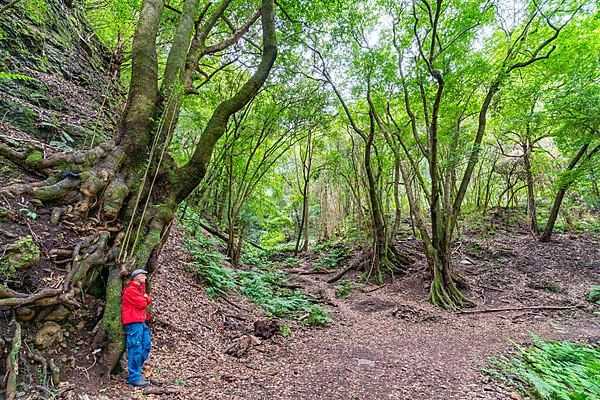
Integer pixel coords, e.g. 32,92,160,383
313,244,350,271
488,336,600,399
0,72,36,81
586,285,600,305
182,231,331,326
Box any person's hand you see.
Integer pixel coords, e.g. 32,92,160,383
143,293,148,299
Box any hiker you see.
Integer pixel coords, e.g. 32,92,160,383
121,269,153,387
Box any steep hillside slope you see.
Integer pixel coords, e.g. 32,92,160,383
1,1,122,398
0,0,119,147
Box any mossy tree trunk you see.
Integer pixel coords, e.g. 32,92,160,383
386,0,574,309
317,55,413,280
2,0,277,372
364,109,412,282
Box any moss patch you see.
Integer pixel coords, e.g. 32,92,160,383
25,149,44,166
0,235,40,284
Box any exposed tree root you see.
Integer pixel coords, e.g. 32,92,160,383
0,289,65,307
4,320,22,400
0,136,113,178
428,273,475,311
364,243,413,284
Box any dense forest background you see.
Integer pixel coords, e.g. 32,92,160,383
0,0,598,399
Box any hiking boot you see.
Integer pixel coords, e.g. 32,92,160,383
128,378,150,387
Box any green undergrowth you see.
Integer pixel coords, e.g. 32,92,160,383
182,233,331,326
312,242,350,272
335,280,355,299
586,286,600,305
486,336,600,400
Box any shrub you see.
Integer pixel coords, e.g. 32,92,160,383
335,280,355,299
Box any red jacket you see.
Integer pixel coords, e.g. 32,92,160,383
121,280,152,325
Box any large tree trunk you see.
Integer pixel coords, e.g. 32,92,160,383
426,240,473,310
1,0,277,375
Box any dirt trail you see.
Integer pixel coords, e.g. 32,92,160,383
77,229,599,400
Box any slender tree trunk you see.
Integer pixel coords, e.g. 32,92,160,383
540,143,597,242
302,186,309,251
392,157,402,237
523,142,538,235
294,190,306,253
295,131,312,253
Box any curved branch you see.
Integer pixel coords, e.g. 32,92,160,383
201,10,261,56
174,0,278,201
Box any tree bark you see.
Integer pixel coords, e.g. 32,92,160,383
540,142,597,242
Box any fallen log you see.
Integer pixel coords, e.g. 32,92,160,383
362,284,387,293
288,269,331,275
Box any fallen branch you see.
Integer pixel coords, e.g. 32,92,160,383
143,386,181,395
54,384,75,398
304,292,337,307
362,284,386,293
183,374,204,381
217,293,251,312
288,268,331,275
198,221,265,251
327,265,355,284
220,312,248,322
479,284,503,292
457,305,578,315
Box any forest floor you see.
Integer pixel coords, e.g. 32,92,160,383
60,225,600,400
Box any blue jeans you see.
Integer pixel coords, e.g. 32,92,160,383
124,322,151,383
